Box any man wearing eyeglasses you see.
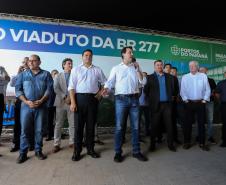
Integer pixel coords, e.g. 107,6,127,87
15,54,53,163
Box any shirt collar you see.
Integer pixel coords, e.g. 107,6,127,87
189,72,199,76
28,68,42,76
155,71,165,77
120,62,134,67
80,63,94,69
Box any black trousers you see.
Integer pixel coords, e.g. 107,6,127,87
220,103,226,144
74,94,98,153
183,102,206,144
139,106,150,136
46,106,55,139
177,102,186,126
172,101,178,141
0,94,4,137
12,98,21,147
150,102,173,146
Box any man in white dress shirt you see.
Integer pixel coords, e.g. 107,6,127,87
103,46,148,162
180,61,211,151
68,49,107,161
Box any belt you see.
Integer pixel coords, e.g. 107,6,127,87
76,93,95,96
160,101,170,104
117,94,139,98
188,99,202,103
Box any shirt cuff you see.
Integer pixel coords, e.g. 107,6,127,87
16,91,24,98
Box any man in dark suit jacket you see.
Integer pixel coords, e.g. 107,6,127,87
168,65,181,144
144,60,176,152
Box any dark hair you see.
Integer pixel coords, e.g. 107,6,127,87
62,58,73,69
132,57,136,63
171,67,177,71
82,49,93,56
51,69,59,75
164,63,172,69
121,46,133,59
154,60,163,65
31,54,40,61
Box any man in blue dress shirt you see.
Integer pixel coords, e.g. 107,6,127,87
15,54,53,163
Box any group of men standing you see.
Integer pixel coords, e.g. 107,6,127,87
0,46,226,162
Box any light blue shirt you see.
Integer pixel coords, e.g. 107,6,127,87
180,72,210,101
68,64,107,93
10,75,18,87
139,88,148,106
156,72,168,102
64,72,70,88
15,69,53,102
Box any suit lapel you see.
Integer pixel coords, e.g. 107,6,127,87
153,73,160,96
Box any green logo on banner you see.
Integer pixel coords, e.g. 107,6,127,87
171,45,180,56
170,45,208,60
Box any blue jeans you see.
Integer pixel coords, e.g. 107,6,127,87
114,95,140,154
20,102,47,154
